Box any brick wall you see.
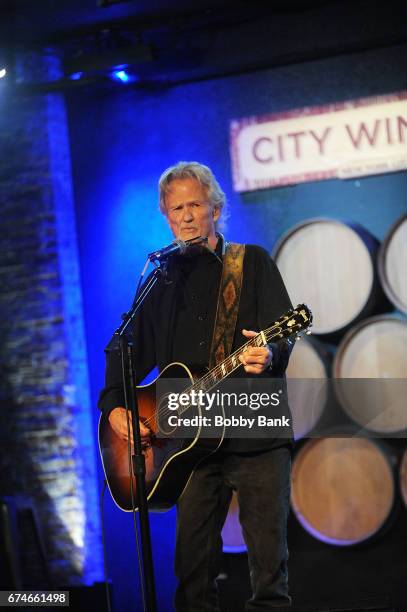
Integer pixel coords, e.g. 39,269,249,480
0,50,102,587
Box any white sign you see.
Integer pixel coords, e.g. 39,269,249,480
230,92,407,191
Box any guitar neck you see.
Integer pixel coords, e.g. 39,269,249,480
177,305,312,416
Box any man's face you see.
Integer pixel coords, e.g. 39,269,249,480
164,178,220,249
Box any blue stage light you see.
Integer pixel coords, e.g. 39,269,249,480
0,68,7,79
70,71,83,80
112,69,130,83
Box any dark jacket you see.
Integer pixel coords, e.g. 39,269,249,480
98,237,294,452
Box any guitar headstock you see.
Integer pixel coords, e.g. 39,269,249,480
266,303,313,341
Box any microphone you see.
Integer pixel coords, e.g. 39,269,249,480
148,236,205,262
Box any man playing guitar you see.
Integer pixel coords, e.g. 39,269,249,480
98,162,296,611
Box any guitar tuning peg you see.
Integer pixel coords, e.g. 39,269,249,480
305,330,312,335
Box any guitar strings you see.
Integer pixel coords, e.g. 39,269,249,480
140,315,295,431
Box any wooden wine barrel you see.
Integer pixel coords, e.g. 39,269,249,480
400,449,407,508
222,492,246,553
286,337,329,440
333,316,407,434
272,219,385,336
291,437,395,545
378,214,407,315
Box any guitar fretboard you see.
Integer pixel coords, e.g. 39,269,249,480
176,307,310,416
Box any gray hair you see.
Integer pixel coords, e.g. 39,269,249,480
158,161,227,219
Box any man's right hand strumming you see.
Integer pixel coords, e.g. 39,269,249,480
108,407,151,446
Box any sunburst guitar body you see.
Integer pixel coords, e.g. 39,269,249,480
98,304,312,511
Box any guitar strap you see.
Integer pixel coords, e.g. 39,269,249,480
209,241,245,369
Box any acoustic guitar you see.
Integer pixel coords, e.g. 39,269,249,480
99,304,312,511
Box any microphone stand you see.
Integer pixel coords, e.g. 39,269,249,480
113,266,161,612
106,235,204,612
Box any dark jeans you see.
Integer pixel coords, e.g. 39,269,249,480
174,446,292,611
